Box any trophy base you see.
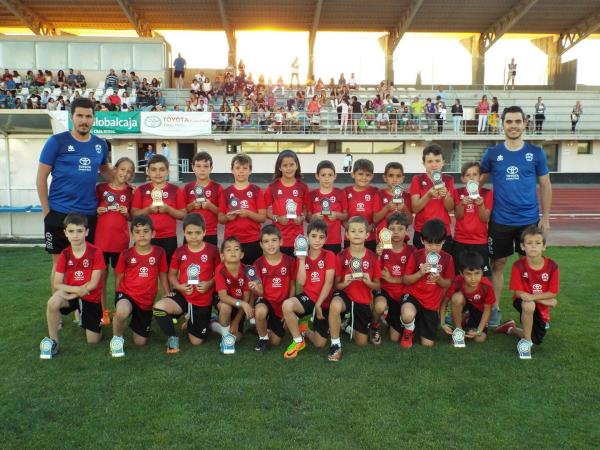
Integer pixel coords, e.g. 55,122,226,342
286,214,297,219
152,202,164,208
187,281,199,285
382,244,393,250
294,251,307,257
351,273,364,280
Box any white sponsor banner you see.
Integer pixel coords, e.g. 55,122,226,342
48,111,69,133
140,112,212,136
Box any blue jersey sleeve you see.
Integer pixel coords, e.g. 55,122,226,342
480,147,492,173
535,147,549,177
101,139,109,165
39,135,59,166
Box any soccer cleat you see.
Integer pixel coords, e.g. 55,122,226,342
298,321,309,336
254,338,269,353
220,333,236,355
166,336,180,354
327,344,343,361
283,340,305,359
370,325,382,345
452,328,466,348
101,309,111,326
400,329,414,348
545,321,550,330
40,337,58,359
488,307,502,327
517,338,532,360
110,336,125,358
495,320,516,335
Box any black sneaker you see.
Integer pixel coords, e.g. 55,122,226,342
327,344,342,361
254,338,269,353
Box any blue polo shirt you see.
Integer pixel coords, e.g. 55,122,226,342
481,142,549,226
39,131,109,215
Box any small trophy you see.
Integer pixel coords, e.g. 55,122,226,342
350,257,364,279
186,264,200,285
379,227,393,250
193,185,206,203
285,199,297,219
245,265,259,283
151,187,164,207
426,251,440,274
321,197,331,216
104,191,119,211
466,180,480,199
294,235,308,257
228,195,240,212
431,171,444,190
392,185,404,204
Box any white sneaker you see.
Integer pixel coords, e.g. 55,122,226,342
110,336,125,358
452,328,466,348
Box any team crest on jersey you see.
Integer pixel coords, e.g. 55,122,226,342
362,261,370,270
474,294,481,301
149,257,156,265
201,254,208,263
365,194,371,201
139,267,149,277
541,273,549,282
247,191,253,198
130,257,137,264
525,153,533,162
281,267,287,275
95,144,102,154
67,145,75,152
401,256,407,263
272,277,282,288
293,189,298,197
120,195,126,202
74,270,84,281
318,260,324,269
310,271,320,282
83,259,90,268
392,265,401,275
205,190,212,197
163,191,168,198
262,267,267,274
238,278,245,286
497,155,504,161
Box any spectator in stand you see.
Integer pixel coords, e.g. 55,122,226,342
506,58,517,89
534,97,546,134
173,52,186,90
46,97,57,111
477,95,489,134
218,102,231,131
117,70,129,90
316,77,324,92
75,70,86,89
244,74,254,98
4,77,16,93
348,73,358,89
67,69,77,88
571,101,582,133
435,96,445,133
108,90,121,108
44,70,54,88
238,59,246,77
389,107,398,134
55,70,66,89
339,97,349,134
105,69,118,90
290,56,299,89
306,74,315,96
129,72,140,90
191,78,201,94
155,91,166,109
490,97,500,134
34,70,45,87
387,82,396,101
202,76,212,100
12,71,21,89
376,108,390,130
373,94,383,110
452,99,463,134
14,96,23,109
295,90,305,111
223,76,235,101
121,91,131,109
342,147,353,172
273,75,284,95
411,96,423,130
318,89,328,107
2,69,11,83
231,100,243,130
350,96,362,134
307,95,320,132
25,70,34,87
338,73,346,88
151,78,161,90
425,97,436,131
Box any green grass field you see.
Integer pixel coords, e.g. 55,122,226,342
1,247,599,449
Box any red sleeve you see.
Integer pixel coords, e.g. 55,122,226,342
483,189,493,210
335,253,344,281
509,263,524,292
93,248,106,270
442,256,454,279
405,252,417,275
484,281,496,305
255,187,266,210
218,189,227,214
340,190,349,212
132,187,143,209
409,176,420,197
373,257,382,280
175,187,186,209
214,268,226,292
263,184,274,207
548,264,560,294
446,176,455,195
453,189,461,206
446,276,460,299
115,251,126,274
372,190,382,214
55,251,67,274
303,184,311,211
158,249,168,273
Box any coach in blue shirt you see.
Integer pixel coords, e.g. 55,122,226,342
36,97,113,286
480,105,552,325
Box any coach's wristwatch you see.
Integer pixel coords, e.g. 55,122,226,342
235,300,242,308
476,329,482,336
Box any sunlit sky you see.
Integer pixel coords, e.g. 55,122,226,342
1,27,599,85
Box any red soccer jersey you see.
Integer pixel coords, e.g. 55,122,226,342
253,254,296,317
336,248,382,305
264,179,310,247
218,184,266,243
308,188,348,245
55,243,106,303
380,244,414,300
453,187,493,245
94,183,134,253
510,257,560,322
376,188,413,239
214,263,250,301
295,249,336,308
170,243,220,307
344,185,382,242
405,248,455,311
445,275,495,312
409,173,455,233
115,246,167,310
183,180,223,237
132,182,186,238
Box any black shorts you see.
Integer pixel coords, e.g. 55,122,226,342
44,210,98,254
313,307,330,338
241,240,262,265
323,243,342,254
452,241,491,276
115,292,153,338
296,292,316,316
488,221,537,260
333,290,371,335
60,298,102,333
152,236,178,265
375,289,402,332
174,70,185,78
255,297,285,337
187,304,212,340
280,246,295,258
165,290,190,318
343,240,376,253
401,294,439,341
513,298,547,345
104,252,120,269
413,231,454,255
464,303,486,331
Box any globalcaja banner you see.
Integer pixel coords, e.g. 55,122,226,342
68,111,141,135
140,112,212,136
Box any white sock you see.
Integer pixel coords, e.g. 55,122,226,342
210,321,222,334
294,336,303,344
331,338,341,347
221,325,230,336
259,335,269,341
402,319,415,331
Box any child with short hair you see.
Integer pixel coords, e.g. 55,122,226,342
344,159,382,252
218,153,267,265
327,216,381,361
374,161,412,242
183,151,223,247
132,154,186,265
409,144,455,253
109,215,169,357
40,213,106,359
251,225,296,352
282,219,336,359
264,150,310,257
440,251,495,348
152,213,220,354
496,226,559,359
372,212,413,344
400,218,455,348
307,160,348,254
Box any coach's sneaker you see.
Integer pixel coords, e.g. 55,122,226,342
40,337,58,359
517,338,533,360
452,328,466,348
488,307,502,327
284,339,305,359
400,329,414,348
101,309,111,327
495,320,516,335
220,333,236,355
327,344,342,361
370,323,382,345
110,336,125,358
166,336,180,354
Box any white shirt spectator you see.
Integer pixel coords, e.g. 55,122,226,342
340,102,349,114
202,81,212,93
348,76,357,88
191,80,201,92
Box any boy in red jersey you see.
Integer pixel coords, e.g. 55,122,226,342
496,226,559,359
218,153,266,265
251,225,296,353
282,219,336,359
307,160,348,254
372,212,413,344
409,144,455,253
183,152,222,247
440,251,495,348
131,154,186,265
213,237,254,354
400,218,454,349
109,215,169,357
40,213,106,359
327,216,381,361
151,214,220,354
344,159,381,252
374,162,412,242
